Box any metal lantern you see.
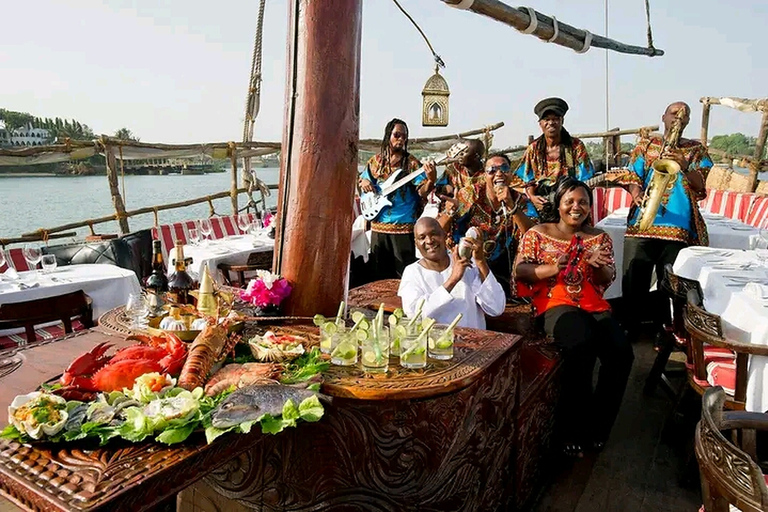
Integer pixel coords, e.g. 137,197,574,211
421,67,449,127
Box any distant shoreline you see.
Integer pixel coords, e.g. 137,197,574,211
0,173,59,178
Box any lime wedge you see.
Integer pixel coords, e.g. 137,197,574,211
362,350,378,365
357,319,370,332
322,322,338,335
394,325,407,339
313,314,327,327
391,338,400,352
356,330,369,342
331,342,357,360
320,339,331,350
436,338,453,350
351,311,366,324
388,315,399,328
392,308,404,320
428,337,436,350
421,317,432,330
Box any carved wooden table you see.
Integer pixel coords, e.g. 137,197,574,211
0,315,523,512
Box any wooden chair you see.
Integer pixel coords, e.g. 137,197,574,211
684,288,768,410
695,386,768,512
644,264,701,398
218,251,273,288
0,290,94,346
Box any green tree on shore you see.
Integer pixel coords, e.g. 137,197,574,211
114,127,140,142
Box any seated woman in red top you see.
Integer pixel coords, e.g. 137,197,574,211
514,177,634,457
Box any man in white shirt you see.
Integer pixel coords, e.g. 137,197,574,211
398,217,505,329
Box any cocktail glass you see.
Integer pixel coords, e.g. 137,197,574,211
319,322,343,354
428,325,454,360
390,316,420,358
330,330,358,366
361,329,390,373
400,333,427,369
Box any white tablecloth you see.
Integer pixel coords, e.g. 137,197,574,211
597,208,759,299
0,264,142,335
170,234,274,283
673,247,768,412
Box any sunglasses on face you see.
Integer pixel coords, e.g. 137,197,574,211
391,132,407,140
486,164,511,174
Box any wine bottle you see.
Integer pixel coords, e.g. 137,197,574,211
168,240,194,305
145,240,169,293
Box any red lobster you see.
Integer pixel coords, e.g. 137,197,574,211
54,332,187,401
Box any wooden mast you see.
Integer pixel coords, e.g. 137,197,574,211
274,0,363,316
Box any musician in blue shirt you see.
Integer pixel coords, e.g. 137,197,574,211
359,118,436,279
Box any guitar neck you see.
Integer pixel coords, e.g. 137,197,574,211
380,166,428,196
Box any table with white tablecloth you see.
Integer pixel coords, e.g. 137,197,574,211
170,234,275,283
0,264,142,335
673,247,768,412
596,208,759,299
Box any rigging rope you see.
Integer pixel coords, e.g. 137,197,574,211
644,0,656,53
241,0,269,214
392,0,445,68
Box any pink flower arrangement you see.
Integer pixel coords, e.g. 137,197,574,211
240,270,292,308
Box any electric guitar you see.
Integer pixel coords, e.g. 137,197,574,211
360,143,469,221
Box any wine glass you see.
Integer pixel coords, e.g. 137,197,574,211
41,254,58,274
199,219,213,245
188,228,201,246
237,213,251,235
22,244,43,279
125,292,149,330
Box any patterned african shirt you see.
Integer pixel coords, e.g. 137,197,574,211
618,136,713,245
453,181,525,263
516,230,615,317
436,162,483,193
514,136,595,218
360,153,424,233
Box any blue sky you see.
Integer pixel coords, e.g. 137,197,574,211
2,0,765,148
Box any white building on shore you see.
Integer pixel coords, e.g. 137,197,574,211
0,122,53,147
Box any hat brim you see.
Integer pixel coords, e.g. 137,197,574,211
538,107,566,120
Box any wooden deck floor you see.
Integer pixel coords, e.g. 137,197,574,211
532,338,703,512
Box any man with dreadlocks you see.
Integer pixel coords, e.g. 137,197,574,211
360,118,437,279
514,97,595,219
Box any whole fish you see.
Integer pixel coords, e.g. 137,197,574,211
211,384,328,429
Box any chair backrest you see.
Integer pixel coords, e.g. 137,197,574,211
663,264,702,362
685,288,768,407
0,248,32,273
42,238,134,273
0,290,94,344
699,189,757,223
151,214,256,262
217,250,274,287
695,387,768,512
745,195,768,228
120,229,154,281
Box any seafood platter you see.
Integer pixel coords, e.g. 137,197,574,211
2,304,330,447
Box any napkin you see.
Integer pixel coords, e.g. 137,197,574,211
2,267,19,280
744,282,768,300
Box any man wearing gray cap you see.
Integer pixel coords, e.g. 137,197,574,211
514,97,595,219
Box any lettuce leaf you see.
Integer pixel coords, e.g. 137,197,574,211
156,423,196,445
298,396,324,422
280,348,330,384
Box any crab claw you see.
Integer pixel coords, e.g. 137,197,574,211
60,342,113,385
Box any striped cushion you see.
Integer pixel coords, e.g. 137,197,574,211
692,359,736,396
746,196,768,228
590,187,632,224
591,187,606,223
0,248,32,273
699,189,756,222
0,320,87,349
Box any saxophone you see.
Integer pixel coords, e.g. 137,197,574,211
637,108,686,232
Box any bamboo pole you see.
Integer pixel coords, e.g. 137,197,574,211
441,0,663,57
19,186,278,238
358,121,504,146
572,125,658,139
750,111,768,192
104,145,130,235
699,97,768,113
229,144,239,214
0,232,78,247
701,102,711,147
